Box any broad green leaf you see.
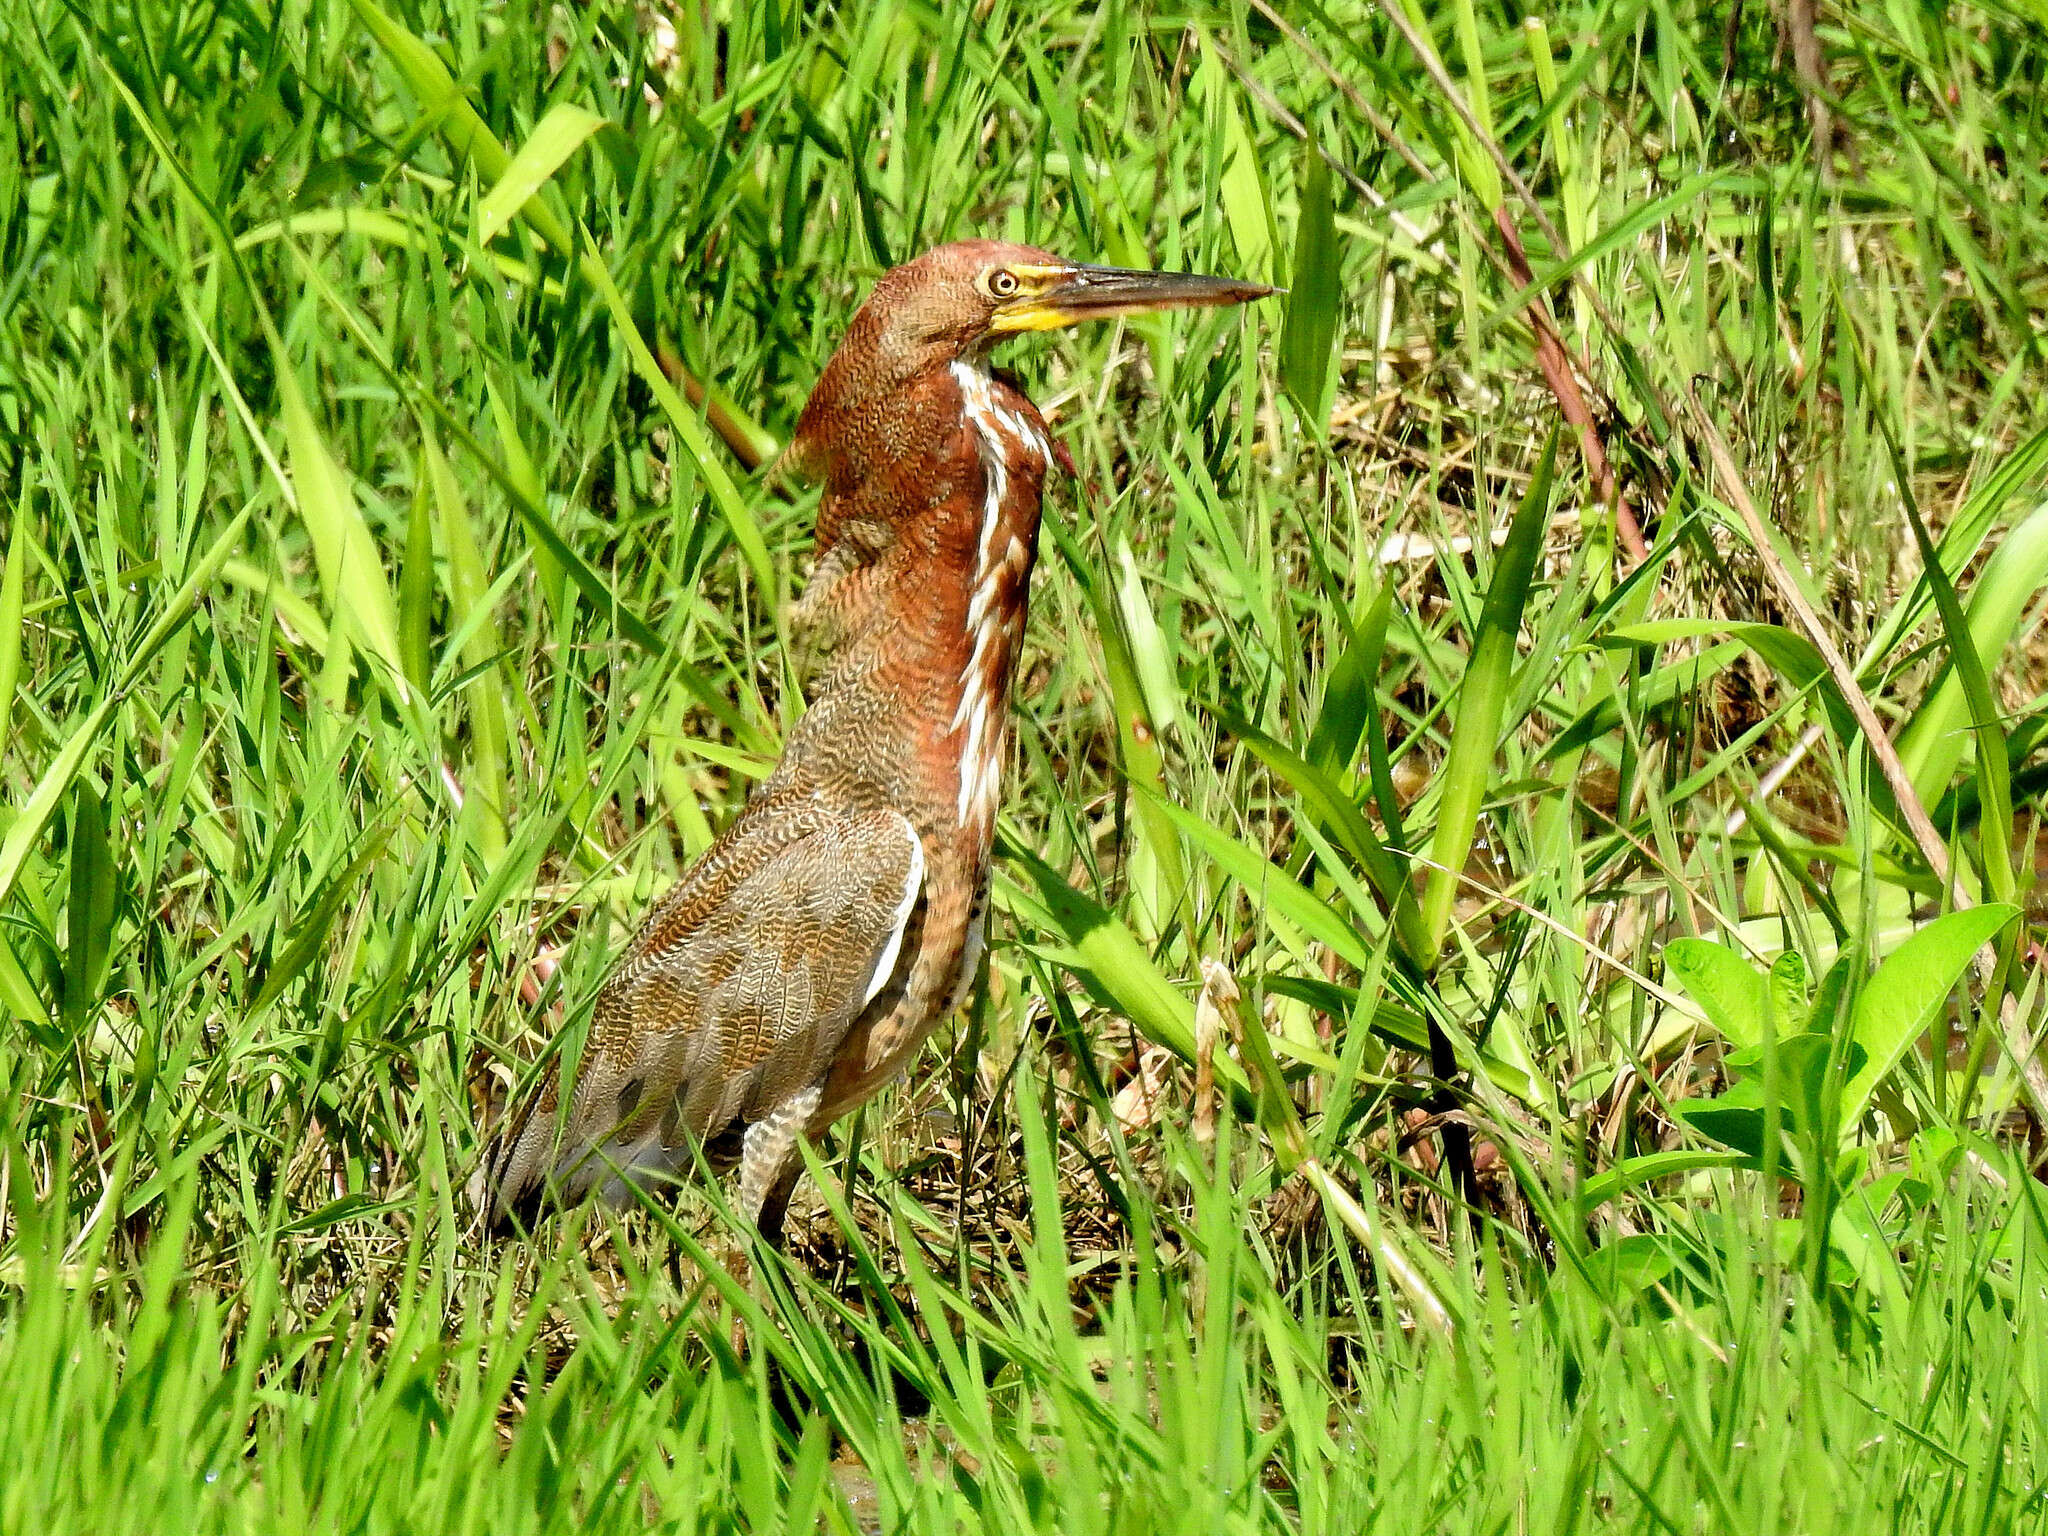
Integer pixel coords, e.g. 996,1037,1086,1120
1582,1233,1682,1300
1842,904,2019,1130
1662,939,1769,1048
1279,142,1340,431
1766,952,1811,1036
1673,1034,1854,1172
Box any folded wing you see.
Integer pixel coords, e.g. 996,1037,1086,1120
480,803,924,1224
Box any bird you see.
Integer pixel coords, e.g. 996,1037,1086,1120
477,239,1273,1238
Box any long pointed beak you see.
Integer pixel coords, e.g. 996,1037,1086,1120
991,263,1278,333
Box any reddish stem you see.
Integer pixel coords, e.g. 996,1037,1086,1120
1491,205,1649,564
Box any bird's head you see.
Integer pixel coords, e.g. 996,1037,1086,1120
785,239,1273,489
850,238,1275,367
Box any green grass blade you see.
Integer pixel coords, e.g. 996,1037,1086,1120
579,240,776,598
1896,502,2048,865
476,104,610,247
0,495,24,752
1214,706,1429,963
1419,428,1556,963
263,317,412,707
1000,844,1251,1100
0,506,251,910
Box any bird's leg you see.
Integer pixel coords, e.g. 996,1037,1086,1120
754,1160,806,1251
721,1084,822,1357
738,1081,822,1234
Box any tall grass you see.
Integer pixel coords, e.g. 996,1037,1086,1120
2,0,2046,1529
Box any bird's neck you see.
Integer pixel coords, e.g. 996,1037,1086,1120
935,359,1054,832
779,358,1056,842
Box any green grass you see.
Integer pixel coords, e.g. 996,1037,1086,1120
4,0,2048,1530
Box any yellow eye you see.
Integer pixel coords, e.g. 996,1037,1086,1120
987,269,1020,298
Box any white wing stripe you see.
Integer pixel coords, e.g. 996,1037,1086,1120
860,815,926,1010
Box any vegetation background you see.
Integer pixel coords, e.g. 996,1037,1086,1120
3,0,2047,1529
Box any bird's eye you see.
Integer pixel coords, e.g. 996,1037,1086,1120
987,269,1020,298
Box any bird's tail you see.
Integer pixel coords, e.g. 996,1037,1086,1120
471,1073,692,1230
470,1086,567,1232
